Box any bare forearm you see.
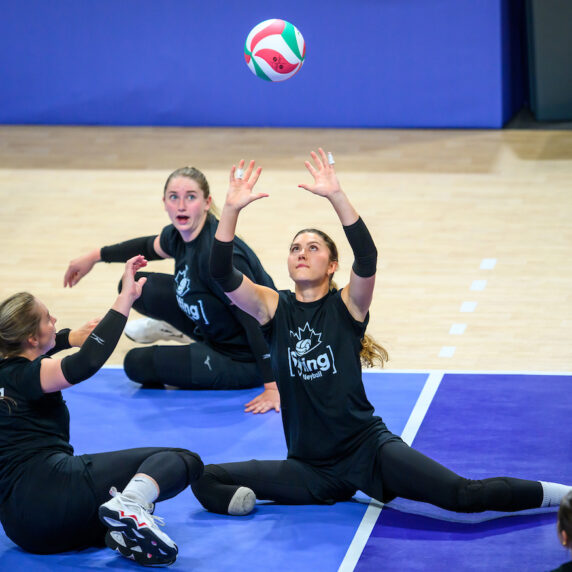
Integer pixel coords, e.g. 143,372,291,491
215,204,241,242
327,189,359,226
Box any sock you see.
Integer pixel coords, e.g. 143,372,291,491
540,481,572,507
122,473,160,507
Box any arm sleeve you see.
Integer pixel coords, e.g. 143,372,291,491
60,309,127,385
231,306,274,383
343,217,378,278
210,238,244,293
100,236,162,262
46,329,72,356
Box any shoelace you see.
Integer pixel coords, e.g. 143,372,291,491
108,486,165,527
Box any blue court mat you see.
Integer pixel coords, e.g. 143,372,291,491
358,373,572,572
0,369,427,570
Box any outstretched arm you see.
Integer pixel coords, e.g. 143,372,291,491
63,235,168,288
299,148,377,322
41,256,148,393
211,160,279,326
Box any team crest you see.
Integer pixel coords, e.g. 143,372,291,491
290,323,322,355
288,322,336,381
175,266,191,297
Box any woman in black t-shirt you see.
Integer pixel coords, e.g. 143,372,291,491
64,166,279,414
0,257,211,567
191,149,571,518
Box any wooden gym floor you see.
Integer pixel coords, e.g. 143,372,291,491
0,125,571,372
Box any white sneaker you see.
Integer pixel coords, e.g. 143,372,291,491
125,318,191,344
99,488,178,567
228,486,256,516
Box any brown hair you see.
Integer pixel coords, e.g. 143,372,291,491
558,490,572,548
291,229,388,368
0,292,40,358
164,166,219,217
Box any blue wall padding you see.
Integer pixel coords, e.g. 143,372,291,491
0,0,524,128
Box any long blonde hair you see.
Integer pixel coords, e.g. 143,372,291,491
0,292,39,358
0,292,39,412
291,229,388,368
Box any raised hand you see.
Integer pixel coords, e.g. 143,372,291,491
224,159,267,212
298,148,341,198
119,255,148,304
63,249,100,288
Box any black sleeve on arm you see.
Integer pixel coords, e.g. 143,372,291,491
210,238,244,293
46,329,71,356
231,306,274,383
60,310,127,385
100,236,162,263
343,217,378,278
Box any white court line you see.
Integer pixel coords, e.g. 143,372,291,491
438,346,456,358
338,371,445,572
470,279,487,291
480,258,497,269
460,301,477,312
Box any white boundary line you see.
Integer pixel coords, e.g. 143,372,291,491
338,371,445,572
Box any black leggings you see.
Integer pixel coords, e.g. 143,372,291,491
121,272,263,390
0,447,203,554
192,440,542,515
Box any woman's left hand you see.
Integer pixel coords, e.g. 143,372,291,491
298,148,341,198
68,318,101,347
244,385,281,414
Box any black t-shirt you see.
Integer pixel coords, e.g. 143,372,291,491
160,215,275,360
551,562,572,572
0,356,73,503
263,289,387,465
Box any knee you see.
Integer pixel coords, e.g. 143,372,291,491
455,477,513,513
455,479,486,513
171,448,204,483
124,348,158,385
191,464,235,513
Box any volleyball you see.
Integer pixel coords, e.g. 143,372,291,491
244,19,306,82
296,339,311,355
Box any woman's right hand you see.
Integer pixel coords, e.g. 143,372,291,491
117,255,148,308
63,249,101,288
224,159,267,212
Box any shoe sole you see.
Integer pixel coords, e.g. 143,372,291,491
99,506,177,567
124,331,190,344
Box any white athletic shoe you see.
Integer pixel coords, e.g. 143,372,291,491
228,486,256,516
124,318,191,344
99,488,178,567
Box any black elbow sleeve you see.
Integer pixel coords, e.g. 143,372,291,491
100,236,161,263
343,217,378,278
210,238,244,292
61,309,126,384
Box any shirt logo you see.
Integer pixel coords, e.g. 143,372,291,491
288,323,337,381
90,333,105,345
175,265,191,297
